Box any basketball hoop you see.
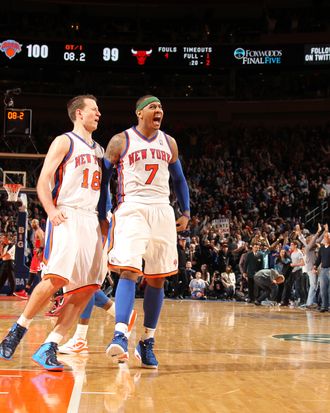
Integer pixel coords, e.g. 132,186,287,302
3,183,23,202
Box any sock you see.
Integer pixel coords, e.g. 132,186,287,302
95,290,110,308
44,331,64,345
142,327,156,341
17,315,32,329
114,279,136,332
107,302,116,318
142,284,164,338
115,322,128,335
73,324,89,340
80,294,95,319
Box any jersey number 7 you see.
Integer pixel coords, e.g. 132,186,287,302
145,164,159,184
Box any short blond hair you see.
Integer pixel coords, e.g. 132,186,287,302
67,94,97,123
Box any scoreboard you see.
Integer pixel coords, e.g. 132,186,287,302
0,38,329,70
0,40,214,69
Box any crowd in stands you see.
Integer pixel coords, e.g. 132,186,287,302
1,121,330,310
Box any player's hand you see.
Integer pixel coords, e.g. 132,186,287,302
176,215,189,232
48,208,67,226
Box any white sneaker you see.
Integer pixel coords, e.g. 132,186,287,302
58,338,88,355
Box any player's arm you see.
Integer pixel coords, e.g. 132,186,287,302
98,133,126,218
37,228,45,248
167,136,190,232
98,133,126,236
37,134,71,226
105,132,126,165
97,157,114,222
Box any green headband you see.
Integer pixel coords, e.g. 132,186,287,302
136,96,160,111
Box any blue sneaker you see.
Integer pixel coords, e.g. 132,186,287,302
134,338,158,369
106,331,129,363
32,342,64,372
0,323,27,360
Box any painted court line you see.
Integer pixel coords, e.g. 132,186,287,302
81,391,116,395
67,371,86,413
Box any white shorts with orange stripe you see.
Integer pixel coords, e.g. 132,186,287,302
108,202,178,278
42,206,105,293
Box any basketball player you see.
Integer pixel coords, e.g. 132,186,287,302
25,219,45,295
0,95,105,371
105,95,190,368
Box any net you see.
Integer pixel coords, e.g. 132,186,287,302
4,183,23,202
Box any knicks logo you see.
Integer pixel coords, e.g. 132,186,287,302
0,39,22,59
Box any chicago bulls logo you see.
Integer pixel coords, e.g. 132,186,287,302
131,48,152,65
0,39,22,59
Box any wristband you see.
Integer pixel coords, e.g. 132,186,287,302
182,213,190,219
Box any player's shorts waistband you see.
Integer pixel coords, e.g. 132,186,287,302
57,204,98,216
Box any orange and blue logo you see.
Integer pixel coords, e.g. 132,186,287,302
0,39,22,59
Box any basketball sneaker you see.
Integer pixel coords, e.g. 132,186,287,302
44,295,66,317
0,323,27,360
13,290,29,300
106,332,129,363
134,338,158,369
32,342,64,371
126,309,138,339
58,338,88,355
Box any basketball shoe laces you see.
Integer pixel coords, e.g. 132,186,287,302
142,339,157,363
2,324,26,354
43,343,61,365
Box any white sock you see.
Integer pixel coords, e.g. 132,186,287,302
17,315,32,329
73,324,89,340
107,302,116,318
141,327,156,341
115,322,128,335
44,331,64,345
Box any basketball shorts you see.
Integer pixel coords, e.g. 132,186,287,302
30,250,42,273
108,202,178,278
42,206,105,293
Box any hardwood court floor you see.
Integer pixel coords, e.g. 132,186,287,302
1,297,330,413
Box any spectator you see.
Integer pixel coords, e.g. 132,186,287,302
243,243,263,302
220,265,236,299
254,269,285,305
314,230,330,313
0,234,17,298
290,240,306,305
189,271,207,300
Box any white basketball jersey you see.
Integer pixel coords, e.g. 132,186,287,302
117,127,173,205
52,132,104,212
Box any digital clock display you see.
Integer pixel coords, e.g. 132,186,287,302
4,108,32,137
